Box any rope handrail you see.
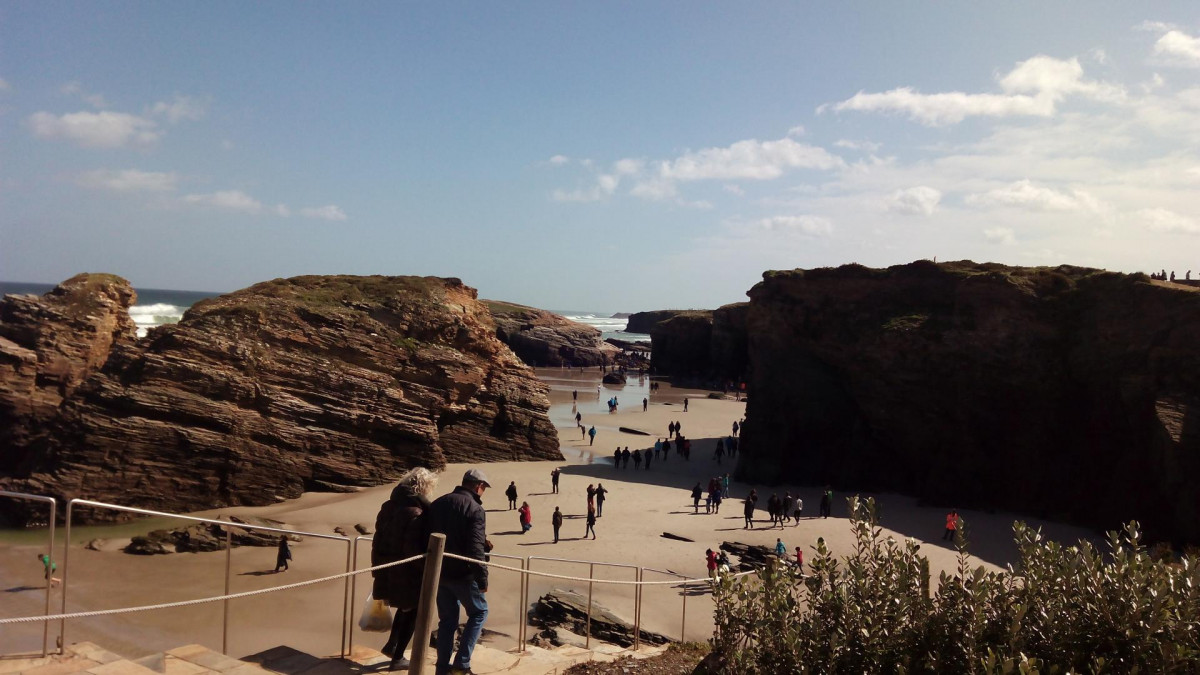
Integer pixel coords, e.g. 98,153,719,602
443,551,756,585
0,554,425,625
1,547,763,626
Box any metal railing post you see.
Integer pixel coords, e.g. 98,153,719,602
408,533,445,675
521,556,530,650
681,579,687,641
0,491,56,657
222,528,232,653
585,562,594,648
348,536,370,653
62,501,72,653
341,539,352,658
633,568,641,650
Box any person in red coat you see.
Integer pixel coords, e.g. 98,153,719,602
372,467,438,671
518,502,532,534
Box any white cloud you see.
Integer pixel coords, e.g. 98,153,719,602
756,215,833,237
613,158,643,175
1088,48,1108,65
628,177,678,201
984,227,1018,245
547,155,570,165
658,136,844,181
787,125,806,137
1153,30,1200,67
1137,21,1180,33
886,186,942,216
274,204,291,217
1138,207,1200,234
78,168,177,192
150,95,206,123
825,55,1123,125
723,184,745,196
834,139,882,152
183,190,262,213
28,110,161,148
299,205,348,221
60,81,108,108
966,180,1106,213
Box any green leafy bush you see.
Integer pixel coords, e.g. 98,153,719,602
710,497,1200,674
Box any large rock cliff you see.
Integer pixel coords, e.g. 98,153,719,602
485,300,618,367
738,261,1200,543
647,304,748,380
626,310,693,335
1,275,561,523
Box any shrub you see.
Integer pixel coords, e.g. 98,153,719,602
710,497,1200,673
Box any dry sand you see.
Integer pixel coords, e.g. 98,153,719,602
1,369,1096,659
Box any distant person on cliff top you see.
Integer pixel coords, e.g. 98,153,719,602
588,426,596,445
552,507,563,543
275,536,291,573
691,482,703,513
505,482,518,510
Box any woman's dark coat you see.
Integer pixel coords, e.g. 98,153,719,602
371,484,429,611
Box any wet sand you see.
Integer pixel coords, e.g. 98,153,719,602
0,369,1096,659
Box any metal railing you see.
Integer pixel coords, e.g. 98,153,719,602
63,499,353,656
489,553,527,650
526,556,639,649
640,567,694,642
0,491,57,657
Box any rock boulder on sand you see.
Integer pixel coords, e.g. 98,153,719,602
0,275,562,524
485,300,618,367
532,589,672,647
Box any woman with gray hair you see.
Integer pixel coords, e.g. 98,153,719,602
372,467,438,670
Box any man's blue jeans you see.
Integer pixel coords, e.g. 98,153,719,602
435,576,488,673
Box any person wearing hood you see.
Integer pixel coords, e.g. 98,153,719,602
372,467,439,671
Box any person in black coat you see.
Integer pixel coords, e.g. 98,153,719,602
372,467,438,671
275,536,291,572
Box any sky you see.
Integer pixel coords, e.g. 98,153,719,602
3,2,1200,312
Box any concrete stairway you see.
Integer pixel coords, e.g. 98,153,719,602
0,640,669,675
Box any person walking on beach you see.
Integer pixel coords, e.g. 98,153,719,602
275,536,291,572
372,467,437,670
595,483,608,517
943,510,959,541
505,481,518,510
793,497,803,524
588,425,596,446
38,553,60,587
586,483,596,510
668,421,675,439
632,448,642,469
613,448,621,468
575,411,582,426
654,438,662,459
661,439,671,462
794,546,804,572
767,494,780,528
691,482,703,513
573,389,577,402
722,474,730,499
683,397,689,412
643,397,648,412
621,447,631,468
774,538,787,558
552,507,563,543
706,548,719,581
518,502,532,534
711,487,722,514
643,447,652,470
551,468,560,494
820,486,832,519
743,493,756,529
732,420,739,436
429,468,491,675
585,505,597,539
782,493,795,525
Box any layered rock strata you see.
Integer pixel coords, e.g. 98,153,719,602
485,300,617,367
1,275,561,523
739,261,1200,543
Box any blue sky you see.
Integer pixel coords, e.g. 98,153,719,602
3,3,1200,311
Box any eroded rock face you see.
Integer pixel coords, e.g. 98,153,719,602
485,300,617,367
649,312,713,376
739,261,1200,543
1,275,561,523
0,274,138,470
626,310,693,335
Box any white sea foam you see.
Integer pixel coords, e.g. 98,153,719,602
128,303,186,337
556,312,649,342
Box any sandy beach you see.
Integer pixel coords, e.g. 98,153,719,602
0,369,1096,659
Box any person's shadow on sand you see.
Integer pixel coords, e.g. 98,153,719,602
4,585,44,593
239,570,281,577
492,530,526,536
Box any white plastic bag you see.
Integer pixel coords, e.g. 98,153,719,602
358,593,393,632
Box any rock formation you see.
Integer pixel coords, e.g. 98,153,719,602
739,261,1200,544
1,274,561,524
485,300,617,367
649,312,713,376
0,274,138,469
531,589,672,647
625,309,693,335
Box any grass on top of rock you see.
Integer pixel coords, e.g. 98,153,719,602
482,300,538,318
239,275,447,307
709,497,1200,674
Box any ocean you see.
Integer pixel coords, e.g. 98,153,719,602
0,282,649,342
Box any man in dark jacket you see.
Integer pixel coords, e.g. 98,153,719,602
428,469,491,675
